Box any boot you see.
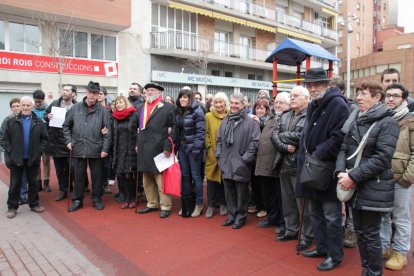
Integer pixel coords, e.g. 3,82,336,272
344,229,357,248
43,180,51,192
385,251,407,271
191,205,203,217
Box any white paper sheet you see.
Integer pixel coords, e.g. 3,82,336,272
48,106,67,128
153,152,177,172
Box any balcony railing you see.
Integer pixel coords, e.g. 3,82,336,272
201,0,337,40
150,31,270,62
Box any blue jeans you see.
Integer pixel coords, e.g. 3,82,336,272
178,147,203,205
380,183,412,254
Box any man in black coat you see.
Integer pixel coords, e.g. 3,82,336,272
297,68,350,271
45,84,77,201
63,81,112,212
136,82,175,219
1,96,48,219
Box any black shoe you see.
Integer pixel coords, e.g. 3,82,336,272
232,221,245,229
302,249,328,258
55,191,68,201
68,200,83,212
297,240,312,251
138,207,159,214
93,200,104,210
317,257,342,271
222,219,234,226
43,180,51,192
257,220,275,228
275,233,298,242
160,210,170,218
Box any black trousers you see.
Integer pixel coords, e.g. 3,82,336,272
73,158,103,202
117,173,136,202
223,179,249,224
309,199,343,261
207,179,226,207
259,176,284,226
8,160,39,210
53,157,74,193
352,208,383,276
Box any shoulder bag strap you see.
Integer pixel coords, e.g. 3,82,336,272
347,122,377,167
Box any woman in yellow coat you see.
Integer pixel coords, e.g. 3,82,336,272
205,92,230,218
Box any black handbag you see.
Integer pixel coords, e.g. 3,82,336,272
300,152,335,191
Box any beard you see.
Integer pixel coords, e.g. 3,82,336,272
146,94,159,103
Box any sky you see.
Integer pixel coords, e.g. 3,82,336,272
397,0,414,33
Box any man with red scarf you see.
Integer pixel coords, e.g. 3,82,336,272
136,83,176,218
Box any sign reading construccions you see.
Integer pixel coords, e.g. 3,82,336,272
0,51,118,77
151,70,273,90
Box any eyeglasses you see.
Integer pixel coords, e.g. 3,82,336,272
385,94,402,99
290,94,305,99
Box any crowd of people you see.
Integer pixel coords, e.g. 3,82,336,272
0,67,413,275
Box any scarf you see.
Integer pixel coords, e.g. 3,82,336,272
113,106,136,120
393,101,409,121
223,108,245,145
139,95,162,129
357,102,384,122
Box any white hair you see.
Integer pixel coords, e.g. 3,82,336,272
275,92,291,104
20,96,34,105
211,92,230,112
257,89,270,98
291,86,310,98
230,93,245,104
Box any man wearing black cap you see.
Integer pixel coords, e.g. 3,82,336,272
63,81,112,212
296,68,349,271
136,82,175,218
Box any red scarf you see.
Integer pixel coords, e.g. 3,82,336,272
113,106,136,120
140,95,162,129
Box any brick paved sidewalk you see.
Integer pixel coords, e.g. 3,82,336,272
0,181,102,276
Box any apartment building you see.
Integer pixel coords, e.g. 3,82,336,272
0,0,339,122
149,0,340,100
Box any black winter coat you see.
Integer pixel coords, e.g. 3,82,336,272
1,112,48,167
175,100,205,158
216,113,260,183
336,104,399,212
62,97,112,158
44,97,77,157
296,87,350,200
136,101,175,174
272,108,307,175
112,113,138,173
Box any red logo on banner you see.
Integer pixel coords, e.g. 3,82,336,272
0,51,118,77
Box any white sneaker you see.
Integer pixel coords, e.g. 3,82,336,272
108,180,115,186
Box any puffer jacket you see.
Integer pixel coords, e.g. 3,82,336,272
271,108,307,175
216,113,260,183
112,113,138,172
392,114,414,187
62,97,111,158
1,112,48,167
175,100,205,157
44,97,77,157
336,104,399,212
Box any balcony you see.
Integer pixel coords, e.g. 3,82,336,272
150,31,271,64
200,0,337,41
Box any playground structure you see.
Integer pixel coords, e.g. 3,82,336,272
265,38,341,97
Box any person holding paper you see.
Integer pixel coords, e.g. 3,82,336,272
45,84,77,201
136,83,175,219
111,96,137,209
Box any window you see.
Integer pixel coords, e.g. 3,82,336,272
0,20,4,50
338,30,343,38
211,69,220,76
60,30,116,61
356,32,360,41
248,74,255,80
214,31,229,56
256,75,263,81
356,3,360,10
239,36,252,59
356,47,360,56
9,22,40,53
225,71,233,77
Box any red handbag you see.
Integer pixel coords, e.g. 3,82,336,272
162,137,181,197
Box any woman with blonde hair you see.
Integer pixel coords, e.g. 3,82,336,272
205,92,230,218
111,95,138,209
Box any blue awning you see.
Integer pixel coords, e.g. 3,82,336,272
265,38,341,66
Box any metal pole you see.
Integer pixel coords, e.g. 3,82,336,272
346,18,352,98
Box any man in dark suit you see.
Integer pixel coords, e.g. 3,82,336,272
136,82,175,218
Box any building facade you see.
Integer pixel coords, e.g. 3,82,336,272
0,0,339,122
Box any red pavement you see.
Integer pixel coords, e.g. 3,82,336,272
1,163,413,275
